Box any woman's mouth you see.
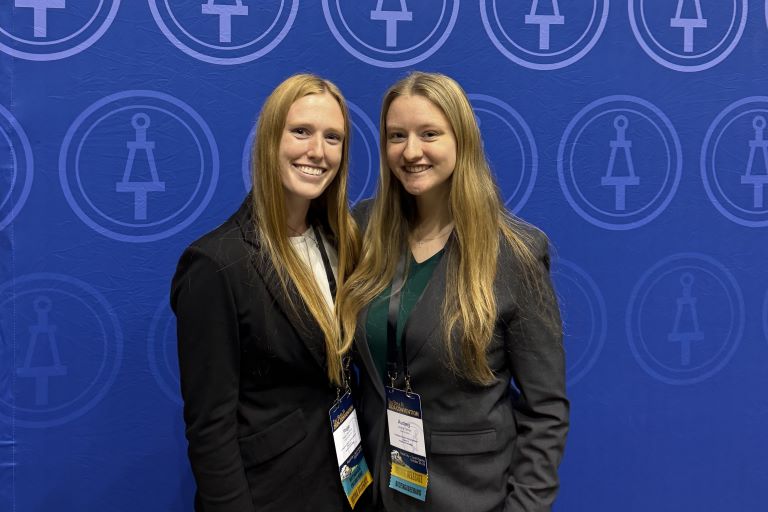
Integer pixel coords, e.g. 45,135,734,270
403,165,432,174
293,164,326,176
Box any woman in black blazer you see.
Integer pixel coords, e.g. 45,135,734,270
171,74,361,511
339,72,569,512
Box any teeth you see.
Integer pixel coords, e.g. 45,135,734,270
404,165,431,173
294,164,324,176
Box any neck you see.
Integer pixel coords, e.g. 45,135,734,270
284,193,310,236
413,184,452,234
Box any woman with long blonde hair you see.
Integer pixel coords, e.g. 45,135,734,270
172,74,360,511
338,72,569,511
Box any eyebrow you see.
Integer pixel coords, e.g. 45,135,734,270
386,124,442,132
285,121,345,133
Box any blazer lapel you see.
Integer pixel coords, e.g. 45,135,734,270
402,236,452,363
352,235,454,399
235,198,328,370
354,302,385,401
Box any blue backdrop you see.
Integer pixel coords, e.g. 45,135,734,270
1,1,767,510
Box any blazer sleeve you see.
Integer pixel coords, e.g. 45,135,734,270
171,246,256,512
502,233,569,512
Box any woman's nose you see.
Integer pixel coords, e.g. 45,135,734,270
306,135,324,160
403,136,422,161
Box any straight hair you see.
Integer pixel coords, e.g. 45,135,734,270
251,73,358,386
338,72,547,384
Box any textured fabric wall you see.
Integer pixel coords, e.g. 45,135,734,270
1,1,766,510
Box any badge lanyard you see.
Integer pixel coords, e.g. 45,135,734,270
312,223,336,299
385,253,429,501
317,224,372,508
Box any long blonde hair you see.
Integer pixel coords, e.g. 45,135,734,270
338,72,544,384
251,73,358,386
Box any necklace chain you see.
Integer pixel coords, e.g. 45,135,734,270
289,227,319,248
411,223,454,247
287,224,309,237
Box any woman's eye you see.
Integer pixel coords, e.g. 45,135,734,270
326,133,343,144
291,128,309,137
388,132,405,142
423,130,439,139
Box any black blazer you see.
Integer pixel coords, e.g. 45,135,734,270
352,204,569,512
171,197,351,512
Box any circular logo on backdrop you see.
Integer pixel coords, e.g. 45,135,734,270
557,95,682,230
148,300,181,405
628,0,747,72
766,1,768,32
0,273,123,428
0,104,34,231
551,259,607,386
0,0,120,61
241,123,256,192
469,94,537,214
149,0,298,65
479,0,609,70
701,97,768,228
763,288,768,347
626,253,744,385
322,0,459,68
241,100,378,204
59,90,219,243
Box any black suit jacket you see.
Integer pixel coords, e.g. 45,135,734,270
171,197,351,512
352,202,569,512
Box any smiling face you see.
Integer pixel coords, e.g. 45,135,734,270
278,92,345,210
385,94,457,200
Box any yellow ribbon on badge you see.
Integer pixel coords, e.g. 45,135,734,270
348,471,373,508
391,463,429,487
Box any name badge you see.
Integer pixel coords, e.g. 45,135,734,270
386,386,428,501
329,391,372,509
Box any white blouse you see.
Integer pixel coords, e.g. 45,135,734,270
288,227,338,309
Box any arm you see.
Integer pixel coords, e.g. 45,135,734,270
171,246,256,512
503,234,569,512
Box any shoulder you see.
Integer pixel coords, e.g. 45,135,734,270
177,198,254,272
499,215,551,268
351,198,375,230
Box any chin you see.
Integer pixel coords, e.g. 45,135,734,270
298,189,328,202
401,182,431,197
307,181,336,198
282,181,333,206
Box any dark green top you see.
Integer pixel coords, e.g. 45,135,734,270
365,249,444,381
